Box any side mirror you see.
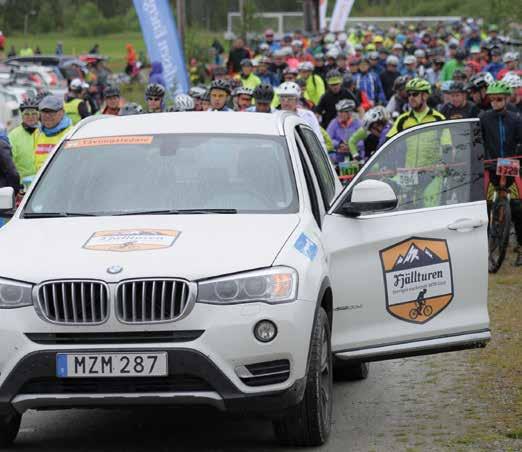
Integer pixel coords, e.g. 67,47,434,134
0,187,15,220
338,179,398,217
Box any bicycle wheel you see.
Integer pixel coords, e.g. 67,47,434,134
409,308,418,320
423,305,433,317
488,197,511,273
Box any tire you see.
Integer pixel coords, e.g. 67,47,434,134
423,305,433,317
273,308,332,447
488,198,511,273
333,360,369,381
409,308,418,319
0,410,21,448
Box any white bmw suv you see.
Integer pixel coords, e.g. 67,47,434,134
0,112,490,447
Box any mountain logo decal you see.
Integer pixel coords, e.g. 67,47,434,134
379,237,454,324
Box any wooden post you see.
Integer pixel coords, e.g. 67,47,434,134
176,0,186,44
303,0,319,33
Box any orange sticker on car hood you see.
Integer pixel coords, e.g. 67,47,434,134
64,136,154,149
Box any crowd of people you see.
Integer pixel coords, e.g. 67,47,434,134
1,18,521,261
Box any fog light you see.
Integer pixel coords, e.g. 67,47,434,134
254,320,277,343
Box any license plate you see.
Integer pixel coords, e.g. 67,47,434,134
496,158,520,177
56,352,168,378
398,169,419,186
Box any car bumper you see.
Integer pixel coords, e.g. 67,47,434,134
0,300,316,415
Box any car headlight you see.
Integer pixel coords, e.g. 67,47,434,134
197,267,298,305
0,279,33,308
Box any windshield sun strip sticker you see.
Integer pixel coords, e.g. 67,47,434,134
64,136,154,149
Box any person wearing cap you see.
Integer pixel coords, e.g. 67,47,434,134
34,95,73,172
227,38,250,75
484,47,504,79
497,52,519,81
277,82,325,148
315,69,361,129
354,58,386,106
441,47,466,82
64,78,90,125
380,55,400,101
270,50,288,83
98,85,121,116
439,81,480,119
326,99,362,156
298,61,325,107
235,59,261,91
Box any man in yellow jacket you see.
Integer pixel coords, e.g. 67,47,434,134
64,78,90,125
34,96,73,172
298,61,325,107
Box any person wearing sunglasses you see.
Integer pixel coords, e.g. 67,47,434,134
8,97,39,179
145,83,166,113
387,78,445,138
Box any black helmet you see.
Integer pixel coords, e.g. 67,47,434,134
104,85,120,98
452,69,466,81
447,81,466,93
119,102,144,116
209,79,231,95
20,96,39,111
342,72,354,87
470,72,494,89
253,83,274,103
35,90,52,105
455,48,467,61
145,83,166,98
393,75,411,92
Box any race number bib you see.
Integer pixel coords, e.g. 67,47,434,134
496,158,520,177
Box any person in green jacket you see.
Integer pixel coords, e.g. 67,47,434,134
235,59,261,91
440,47,466,82
8,96,39,179
298,61,325,107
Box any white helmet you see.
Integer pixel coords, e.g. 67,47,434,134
172,94,195,112
326,47,340,59
70,78,89,91
404,55,417,65
362,107,386,131
386,55,400,66
502,71,522,89
298,61,314,72
276,81,301,98
503,52,518,63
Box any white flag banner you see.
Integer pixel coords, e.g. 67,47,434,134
319,0,328,30
329,0,356,32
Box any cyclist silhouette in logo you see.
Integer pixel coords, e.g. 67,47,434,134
410,288,433,319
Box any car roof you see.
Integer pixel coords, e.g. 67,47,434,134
71,112,291,139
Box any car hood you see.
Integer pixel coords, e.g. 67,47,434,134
0,214,300,283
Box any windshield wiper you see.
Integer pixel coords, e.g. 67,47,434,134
114,208,238,216
23,212,99,218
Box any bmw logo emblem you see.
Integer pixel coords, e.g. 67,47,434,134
107,265,123,275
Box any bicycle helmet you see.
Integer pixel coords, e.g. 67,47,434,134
209,79,231,95
119,102,144,116
469,72,494,89
486,81,512,96
298,61,314,72
386,55,399,66
501,72,522,89
240,58,253,67
70,78,88,92
335,99,356,112
19,96,39,111
403,55,417,65
503,52,518,63
362,107,385,131
441,80,454,93
253,83,274,103
455,48,467,61
258,56,271,65
447,81,466,93
145,83,166,98
283,67,298,76
276,81,301,97
201,90,210,102
172,94,195,112
35,90,52,104
326,69,343,85
393,75,411,92
232,86,254,98
405,77,432,94
104,85,120,98
189,86,206,99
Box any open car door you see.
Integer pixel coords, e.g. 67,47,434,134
323,118,490,362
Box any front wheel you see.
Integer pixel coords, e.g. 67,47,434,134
0,410,21,448
488,198,511,273
273,308,332,447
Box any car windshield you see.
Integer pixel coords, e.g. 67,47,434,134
24,133,299,216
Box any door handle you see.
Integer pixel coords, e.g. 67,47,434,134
447,218,484,232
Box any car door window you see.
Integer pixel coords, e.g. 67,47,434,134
354,121,484,212
298,126,336,208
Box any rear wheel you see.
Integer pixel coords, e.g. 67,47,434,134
488,198,511,273
0,410,21,448
273,308,332,447
333,359,369,381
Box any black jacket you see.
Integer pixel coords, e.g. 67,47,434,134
315,88,360,129
439,102,480,119
0,139,20,193
479,109,522,160
380,70,399,101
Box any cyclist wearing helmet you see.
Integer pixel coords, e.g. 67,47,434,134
501,72,522,114
8,97,39,179
232,87,254,111
326,99,361,154
64,78,90,125
298,61,325,107
248,84,274,113
99,85,121,116
439,81,480,119
468,72,494,111
255,57,279,87
145,83,166,113
497,52,520,81
348,107,391,160
119,102,144,116
188,86,206,111
385,75,411,119
315,69,360,129
479,81,522,266
170,94,195,112
277,81,326,148
209,80,232,112
200,90,211,111
484,47,504,79
387,78,445,138
235,59,261,91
